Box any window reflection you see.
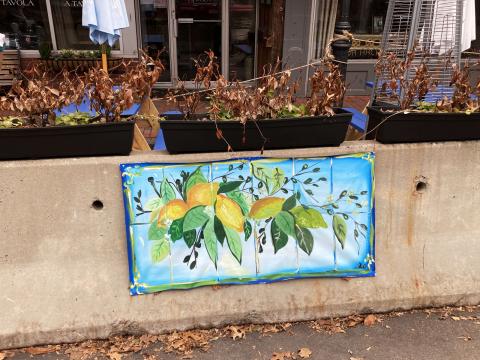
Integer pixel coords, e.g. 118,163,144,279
50,0,108,50
139,0,171,82
0,0,50,50
229,0,256,80
348,0,388,59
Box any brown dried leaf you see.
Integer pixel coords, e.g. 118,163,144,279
108,352,122,360
364,314,377,326
298,347,312,358
271,351,295,360
24,345,60,355
227,325,246,340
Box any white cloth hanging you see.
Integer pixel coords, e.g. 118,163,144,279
0,33,5,49
462,0,476,51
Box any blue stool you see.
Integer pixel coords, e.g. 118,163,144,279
343,107,367,132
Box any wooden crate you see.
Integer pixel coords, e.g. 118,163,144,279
0,49,20,87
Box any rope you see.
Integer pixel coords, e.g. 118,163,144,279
349,36,480,57
164,32,352,102
161,32,480,102
324,30,354,61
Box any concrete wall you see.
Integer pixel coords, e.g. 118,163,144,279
1,140,480,349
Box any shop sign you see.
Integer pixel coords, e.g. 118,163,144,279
0,0,34,6
63,0,83,7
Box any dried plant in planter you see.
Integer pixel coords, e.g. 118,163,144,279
1,53,164,126
435,62,480,113
374,48,434,110
0,66,84,127
306,61,345,116
167,50,218,119
209,59,300,123
86,53,164,122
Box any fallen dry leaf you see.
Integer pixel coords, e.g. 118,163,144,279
364,314,377,326
226,325,246,340
24,346,60,355
108,352,122,360
451,316,461,321
271,351,295,360
298,347,312,358
0,353,5,360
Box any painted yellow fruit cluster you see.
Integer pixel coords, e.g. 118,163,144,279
215,195,244,232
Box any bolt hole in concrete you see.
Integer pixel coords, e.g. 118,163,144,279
92,200,104,210
415,181,428,193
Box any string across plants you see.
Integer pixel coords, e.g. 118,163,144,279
161,51,353,154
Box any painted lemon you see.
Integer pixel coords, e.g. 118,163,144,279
249,197,285,220
157,199,189,226
215,194,244,232
187,182,220,208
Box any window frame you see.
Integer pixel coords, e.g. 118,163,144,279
9,0,134,57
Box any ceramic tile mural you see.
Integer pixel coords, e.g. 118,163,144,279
120,153,375,295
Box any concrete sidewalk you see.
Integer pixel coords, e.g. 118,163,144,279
4,307,479,360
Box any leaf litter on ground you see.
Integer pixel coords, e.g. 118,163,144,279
3,305,479,359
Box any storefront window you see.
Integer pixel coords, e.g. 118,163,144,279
138,0,171,82
229,0,256,80
347,0,388,59
0,0,51,50
50,0,118,50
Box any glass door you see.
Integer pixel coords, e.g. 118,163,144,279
174,0,223,81
139,0,258,84
138,0,172,82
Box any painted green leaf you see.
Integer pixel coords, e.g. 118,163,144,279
224,226,242,264
282,194,297,211
290,206,327,229
203,218,218,267
271,219,288,253
184,167,207,197
251,163,285,195
169,218,183,242
274,211,296,238
183,229,197,248
145,198,164,211
161,178,176,202
148,222,167,241
296,226,314,255
244,220,252,241
218,181,243,194
214,216,226,245
333,214,347,249
183,206,209,232
226,190,249,215
151,239,170,263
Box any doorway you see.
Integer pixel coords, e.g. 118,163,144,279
138,0,258,85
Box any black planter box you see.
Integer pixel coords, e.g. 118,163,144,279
367,107,480,143
0,122,134,160
160,110,353,154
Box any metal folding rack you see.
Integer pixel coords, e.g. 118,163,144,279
373,0,464,105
